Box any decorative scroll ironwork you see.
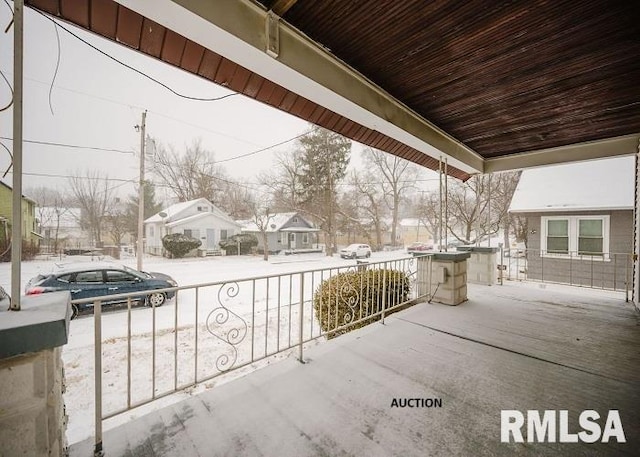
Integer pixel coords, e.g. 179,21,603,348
205,282,248,372
336,265,362,324
404,257,419,299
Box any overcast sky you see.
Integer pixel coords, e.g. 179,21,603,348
0,5,320,202
0,4,442,205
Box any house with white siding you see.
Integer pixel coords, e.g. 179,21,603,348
509,156,634,290
145,198,241,256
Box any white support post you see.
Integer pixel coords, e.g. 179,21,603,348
438,157,443,252
444,158,448,252
10,0,24,310
136,111,147,271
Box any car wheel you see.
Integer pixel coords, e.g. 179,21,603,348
71,304,79,320
366,252,371,258
352,253,357,259
147,292,166,307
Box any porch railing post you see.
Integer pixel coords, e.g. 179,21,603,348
626,254,630,302
499,245,504,285
298,272,305,363
381,263,388,325
94,300,104,457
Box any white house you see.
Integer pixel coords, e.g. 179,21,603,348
145,198,241,256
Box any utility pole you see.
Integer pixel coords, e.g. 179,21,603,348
136,111,147,271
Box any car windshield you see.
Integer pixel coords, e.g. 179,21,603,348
123,265,151,279
346,244,360,249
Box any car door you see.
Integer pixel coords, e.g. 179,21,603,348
104,270,141,302
69,270,108,302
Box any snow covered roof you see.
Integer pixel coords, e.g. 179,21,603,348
165,212,241,228
145,199,202,223
241,212,312,233
509,156,635,213
145,198,236,225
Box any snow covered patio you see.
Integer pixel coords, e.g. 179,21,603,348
69,282,640,456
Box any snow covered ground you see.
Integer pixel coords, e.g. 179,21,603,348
0,250,411,444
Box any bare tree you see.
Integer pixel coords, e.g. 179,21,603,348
248,194,275,261
27,186,70,253
347,169,387,250
362,148,420,247
68,171,113,246
219,181,254,220
415,192,440,244
490,171,522,248
105,199,129,257
443,171,522,245
151,138,227,205
262,150,305,212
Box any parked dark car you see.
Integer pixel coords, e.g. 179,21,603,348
25,262,177,319
406,242,433,256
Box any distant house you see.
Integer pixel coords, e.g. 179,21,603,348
145,198,241,256
509,156,634,289
399,218,433,246
0,181,41,249
240,212,319,253
37,207,87,252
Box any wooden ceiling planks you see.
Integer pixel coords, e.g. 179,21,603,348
276,0,640,157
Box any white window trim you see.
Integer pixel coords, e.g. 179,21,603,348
540,215,610,261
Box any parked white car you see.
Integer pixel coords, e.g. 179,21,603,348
340,244,372,259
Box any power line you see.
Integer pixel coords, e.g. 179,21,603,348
0,136,134,154
30,7,239,103
3,170,135,183
4,73,299,151
216,131,310,164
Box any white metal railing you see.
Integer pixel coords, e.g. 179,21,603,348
500,248,632,300
73,255,432,456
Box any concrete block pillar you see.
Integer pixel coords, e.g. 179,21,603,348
0,292,71,457
457,246,499,285
418,252,470,306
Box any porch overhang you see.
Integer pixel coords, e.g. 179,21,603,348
24,0,639,178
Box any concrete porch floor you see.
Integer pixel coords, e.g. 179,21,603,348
71,283,640,456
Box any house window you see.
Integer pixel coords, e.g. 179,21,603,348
302,233,309,244
281,232,288,244
541,216,609,259
149,226,155,237
220,230,228,241
546,219,568,254
578,219,603,256
292,217,298,223
184,229,192,237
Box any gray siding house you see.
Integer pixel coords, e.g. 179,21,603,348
240,212,319,254
509,156,634,290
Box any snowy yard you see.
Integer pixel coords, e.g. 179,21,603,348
0,250,411,444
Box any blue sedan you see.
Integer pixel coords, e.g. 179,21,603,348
25,262,177,319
